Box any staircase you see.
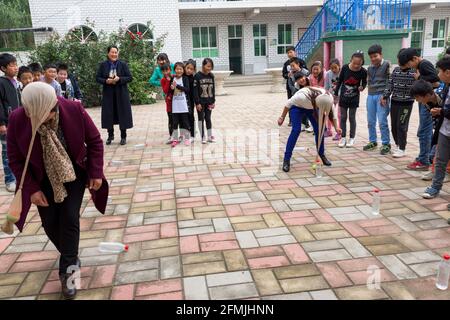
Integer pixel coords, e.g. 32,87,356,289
295,0,411,63
224,74,273,88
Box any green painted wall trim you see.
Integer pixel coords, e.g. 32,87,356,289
322,29,410,42
342,37,404,64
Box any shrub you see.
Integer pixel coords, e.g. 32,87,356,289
28,21,166,107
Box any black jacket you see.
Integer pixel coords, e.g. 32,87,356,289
193,72,215,105
0,77,21,126
186,74,195,110
282,58,307,91
69,74,83,101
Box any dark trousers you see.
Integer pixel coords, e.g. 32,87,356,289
340,107,357,139
172,112,190,139
108,128,127,139
188,106,195,138
197,105,212,139
167,112,173,136
38,167,86,275
390,100,413,150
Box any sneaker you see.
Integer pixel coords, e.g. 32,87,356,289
282,159,290,172
447,203,450,211
306,126,314,133
320,154,332,166
363,142,378,151
202,138,207,144
166,137,173,145
190,137,195,144
171,140,179,148
338,138,347,148
422,186,439,199
184,139,191,146
208,136,216,143
347,138,356,147
421,171,434,181
5,182,16,193
333,133,341,141
380,144,391,155
392,149,406,158
406,160,429,171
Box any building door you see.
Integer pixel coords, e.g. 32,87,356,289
253,24,268,74
228,25,243,75
411,19,425,56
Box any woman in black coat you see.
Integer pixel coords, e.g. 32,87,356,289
96,45,133,145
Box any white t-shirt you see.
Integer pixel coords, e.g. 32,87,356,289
171,77,189,113
286,86,337,120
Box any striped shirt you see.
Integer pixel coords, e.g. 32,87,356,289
383,66,416,103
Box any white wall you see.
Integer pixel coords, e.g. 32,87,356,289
27,0,183,61
410,6,450,64
179,11,312,74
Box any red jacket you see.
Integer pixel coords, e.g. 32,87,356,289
7,97,109,232
161,76,174,113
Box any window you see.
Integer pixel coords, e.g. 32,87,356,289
253,24,267,57
228,25,242,38
432,19,446,48
68,25,97,43
411,19,425,55
277,24,292,54
192,27,218,58
127,23,154,45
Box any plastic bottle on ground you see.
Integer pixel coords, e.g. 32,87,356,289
436,254,450,290
372,188,380,215
98,242,129,253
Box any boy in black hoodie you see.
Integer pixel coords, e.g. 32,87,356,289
0,53,19,192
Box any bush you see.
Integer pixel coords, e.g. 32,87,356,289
28,21,166,107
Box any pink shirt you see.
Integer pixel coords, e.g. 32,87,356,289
309,74,324,88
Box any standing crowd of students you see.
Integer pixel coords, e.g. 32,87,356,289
279,44,450,202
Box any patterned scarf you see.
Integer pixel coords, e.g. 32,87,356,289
37,111,76,203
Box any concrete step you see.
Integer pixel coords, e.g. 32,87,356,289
224,75,274,87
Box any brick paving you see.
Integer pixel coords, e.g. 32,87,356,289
1,85,450,300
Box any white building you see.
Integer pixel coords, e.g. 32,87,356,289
28,0,450,75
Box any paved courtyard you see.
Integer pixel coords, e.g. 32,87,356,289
0,85,450,300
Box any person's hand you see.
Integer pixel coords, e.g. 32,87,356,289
380,97,387,106
208,104,215,110
277,116,285,126
358,86,364,92
31,191,49,207
88,179,103,191
0,125,6,135
336,128,343,135
196,104,202,112
414,70,420,80
430,108,442,117
113,76,120,83
106,79,114,85
170,81,176,90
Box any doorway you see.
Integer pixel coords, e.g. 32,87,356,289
228,25,243,75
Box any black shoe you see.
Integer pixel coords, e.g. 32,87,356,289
76,258,81,268
320,155,332,167
288,122,292,127
60,273,77,300
282,160,290,172
380,144,391,155
120,138,126,145
106,136,114,145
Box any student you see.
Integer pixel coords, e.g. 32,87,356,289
0,53,19,192
28,62,43,82
193,58,216,144
278,70,341,172
334,51,367,148
18,66,33,90
325,58,341,140
160,64,174,144
56,63,83,102
309,61,325,88
149,53,174,88
287,57,303,97
398,47,440,171
381,49,416,158
422,57,450,199
170,62,191,147
364,44,391,155
185,59,196,143
41,64,62,97
411,80,450,182
282,46,307,128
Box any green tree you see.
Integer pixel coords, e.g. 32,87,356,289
0,0,34,51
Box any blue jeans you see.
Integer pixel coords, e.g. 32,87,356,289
1,134,15,185
416,103,433,165
367,94,390,145
284,106,324,161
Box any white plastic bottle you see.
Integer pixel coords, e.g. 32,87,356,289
372,188,380,215
436,254,450,290
98,242,129,253
314,160,323,178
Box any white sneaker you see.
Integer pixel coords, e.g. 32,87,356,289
338,138,347,148
208,136,216,143
6,182,16,193
165,137,173,145
347,138,356,147
190,137,195,144
202,138,207,144
392,149,406,158
421,171,434,181
305,125,314,133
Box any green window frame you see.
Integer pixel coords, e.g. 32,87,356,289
432,19,446,48
253,24,267,57
192,26,218,58
411,19,424,56
277,24,292,54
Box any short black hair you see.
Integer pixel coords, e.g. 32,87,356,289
184,59,196,69
18,66,32,79
28,62,43,73
329,58,340,67
410,80,434,97
157,53,169,62
436,56,450,72
351,51,365,65
398,48,420,66
174,61,185,72
0,53,17,70
289,57,301,66
107,45,118,53
286,46,296,53
202,58,214,69
43,63,57,71
368,44,382,55
57,63,69,72
294,69,310,80
160,63,171,72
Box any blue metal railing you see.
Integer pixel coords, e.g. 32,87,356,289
295,0,411,61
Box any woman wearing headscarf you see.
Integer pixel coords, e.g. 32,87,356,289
2,82,108,300
96,45,133,146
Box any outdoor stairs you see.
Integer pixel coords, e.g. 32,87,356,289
224,74,273,88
